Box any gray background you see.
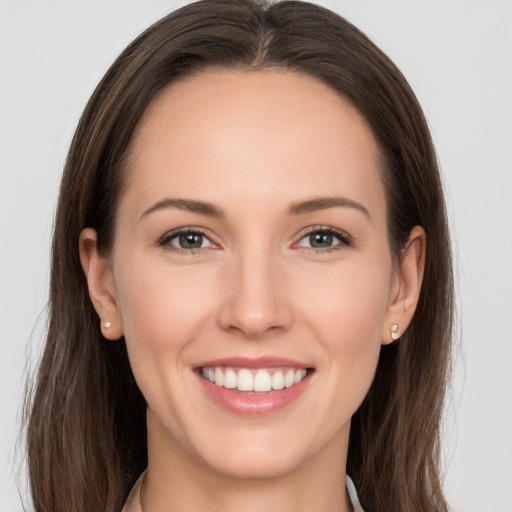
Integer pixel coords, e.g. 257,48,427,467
1,1,511,510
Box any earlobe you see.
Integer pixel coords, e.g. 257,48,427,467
79,228,124,340
382,226,426,345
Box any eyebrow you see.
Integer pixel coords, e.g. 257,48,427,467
139,195,370,221
140,198,224,220
287,196,370,219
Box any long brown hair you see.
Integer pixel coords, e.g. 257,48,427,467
26,1,453,510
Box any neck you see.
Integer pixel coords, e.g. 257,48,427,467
141,414,352,512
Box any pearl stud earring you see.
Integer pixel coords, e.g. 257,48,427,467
104,322,111,329
390,324,401,341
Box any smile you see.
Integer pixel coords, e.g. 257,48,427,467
195,357,314,416
201,366,308,392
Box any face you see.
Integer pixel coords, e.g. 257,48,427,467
99,70,402,479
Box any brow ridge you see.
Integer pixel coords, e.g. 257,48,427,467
140,196,369,220
287,196,370,218
140,198,224,219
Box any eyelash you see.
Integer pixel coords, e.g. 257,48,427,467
157,227,215,255
294,226,352,253
157,226,352,254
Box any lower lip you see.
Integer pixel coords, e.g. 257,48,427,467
196,371,313,416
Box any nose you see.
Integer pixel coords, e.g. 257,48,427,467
217,247,293,339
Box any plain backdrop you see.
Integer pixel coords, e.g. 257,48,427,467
1,1,511,511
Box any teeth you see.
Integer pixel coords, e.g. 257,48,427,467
254,370,272,392
214,367,224,387
237,369,253,391
201,366,309,392
272,371,285,390
294,369,306,384
224,369,237,389
284,369,295,388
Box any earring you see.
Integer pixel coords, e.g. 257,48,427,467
390,324,401,341
104,321,111,329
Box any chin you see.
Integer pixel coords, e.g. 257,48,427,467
186,424,326,481
203,448,304,480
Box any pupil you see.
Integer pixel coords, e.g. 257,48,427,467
310,232,333,248
179,233,203,249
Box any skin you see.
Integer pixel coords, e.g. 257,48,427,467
80,69,425,512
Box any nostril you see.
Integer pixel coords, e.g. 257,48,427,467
217,269,293,338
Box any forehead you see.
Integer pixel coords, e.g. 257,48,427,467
122,69,386,222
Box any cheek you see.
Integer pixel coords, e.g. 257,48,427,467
115,256,216,348
112,256,229,409
111,257,213,395
297,257,391,338
294,257,391,398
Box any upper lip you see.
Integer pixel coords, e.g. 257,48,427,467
195,356,311,369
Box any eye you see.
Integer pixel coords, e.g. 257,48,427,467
296,228,350,250
159,229,216,251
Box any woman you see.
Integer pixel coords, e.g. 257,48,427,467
26,0,453,511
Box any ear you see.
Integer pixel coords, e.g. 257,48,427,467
79,228,124,340
382,225,426,345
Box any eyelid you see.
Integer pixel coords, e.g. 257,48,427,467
157,226,220,251
292,225,353,250
155,224,352,253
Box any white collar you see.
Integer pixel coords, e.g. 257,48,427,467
123,472,366,511
346,474,365,511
